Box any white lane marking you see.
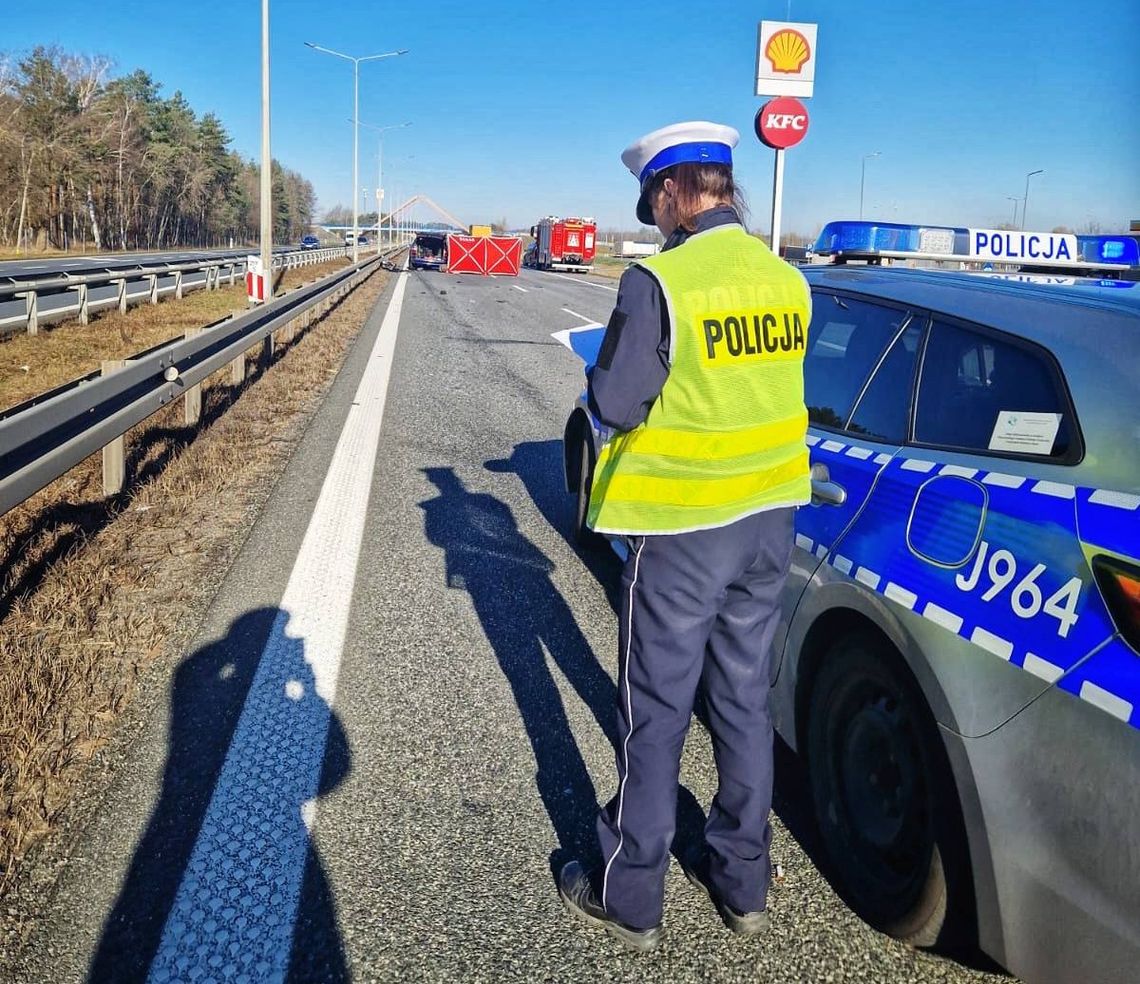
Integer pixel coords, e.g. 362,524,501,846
884,582,918,609
546,271,619,291
939,464,978,479
795,533,813,552
922,602,964,633
603,538,645,910
1089,489,1140,510
855,567,881,590
148,273,410,983
561,306,596,325
969,626,1014,661
820,439,845,453
1079,681,1133,722
512,284,528,293
982,471,1026,489
901,458,936,473
845,446,874,460
1023,652,1064,683
833,555,853,575
1031,480,1075,499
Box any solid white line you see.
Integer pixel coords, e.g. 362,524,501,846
561,306,596,325
148,273,410,982
602,539,645,911
546,270,619,291
511,284,528,293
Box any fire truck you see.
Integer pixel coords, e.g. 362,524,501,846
527,216,597,272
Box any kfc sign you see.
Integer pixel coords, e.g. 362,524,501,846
755,97,810,150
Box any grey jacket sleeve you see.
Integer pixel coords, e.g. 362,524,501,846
586,266,670,431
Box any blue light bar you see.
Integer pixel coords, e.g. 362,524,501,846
814,221,1138,269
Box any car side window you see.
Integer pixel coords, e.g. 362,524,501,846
847,319,922,444
914,319,1075,458
803,293,911,431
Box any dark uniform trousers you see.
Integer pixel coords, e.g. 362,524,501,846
596,505,795,931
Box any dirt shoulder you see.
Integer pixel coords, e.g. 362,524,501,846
0,261,390,963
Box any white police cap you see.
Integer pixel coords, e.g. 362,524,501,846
621,121,740,225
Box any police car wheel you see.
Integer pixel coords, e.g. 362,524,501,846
806,633,970,948
572,438,602,549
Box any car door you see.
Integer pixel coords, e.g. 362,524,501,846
773,290,921,685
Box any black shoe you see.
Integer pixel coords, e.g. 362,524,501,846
558,860,662,952
679,847,769,936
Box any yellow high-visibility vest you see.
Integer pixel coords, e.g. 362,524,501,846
589,223,811,535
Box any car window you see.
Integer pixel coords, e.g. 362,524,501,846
847,319,922,443
804,293,911,431
914,318,1075,458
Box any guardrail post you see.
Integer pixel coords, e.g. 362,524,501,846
25,291,38,335
148,274,159,304
77,283,90,325
174,270,184,300
184,328,203,425
260,332,274,371
231,351,245,386
102,360,127,495
116,278,128,313
227,264,236,287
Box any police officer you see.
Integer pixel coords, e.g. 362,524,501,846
558,122,812,951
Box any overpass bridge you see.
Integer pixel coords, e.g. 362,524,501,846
318,194,472,238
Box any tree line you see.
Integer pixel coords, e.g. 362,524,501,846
0,47,315,252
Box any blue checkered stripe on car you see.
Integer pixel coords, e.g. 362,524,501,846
800,435,1139,730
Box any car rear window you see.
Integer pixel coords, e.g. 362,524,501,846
914,318,1078,460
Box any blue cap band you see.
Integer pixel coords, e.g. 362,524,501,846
639,141,733,186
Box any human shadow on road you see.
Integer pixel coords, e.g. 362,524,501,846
419,466,707,875
88,607,350,983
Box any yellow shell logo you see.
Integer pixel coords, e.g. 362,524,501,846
765,29,811,74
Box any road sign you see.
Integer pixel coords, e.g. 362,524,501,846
756,21,818,98
755,97,810,149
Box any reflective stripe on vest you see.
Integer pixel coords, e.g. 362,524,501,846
589,224,811,535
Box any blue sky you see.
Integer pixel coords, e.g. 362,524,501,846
7,0,1139,235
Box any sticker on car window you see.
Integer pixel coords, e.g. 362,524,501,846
987,411,1062,455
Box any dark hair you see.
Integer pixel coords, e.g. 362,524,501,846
647,162,748,232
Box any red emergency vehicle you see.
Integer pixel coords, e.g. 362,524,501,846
527,216,597,272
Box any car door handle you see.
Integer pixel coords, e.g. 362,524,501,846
810,463,847,507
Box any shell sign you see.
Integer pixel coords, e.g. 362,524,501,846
756,20,818,98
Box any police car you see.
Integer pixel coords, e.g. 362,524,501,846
558,222,1140,983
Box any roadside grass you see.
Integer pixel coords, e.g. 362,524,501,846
590,255,630,280
0,259,350,413
0,262,386,937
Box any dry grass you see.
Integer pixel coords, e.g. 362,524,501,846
0,258,350,413
0,262,388,945
590,256,630,280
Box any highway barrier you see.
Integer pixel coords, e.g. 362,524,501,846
0,243,408,516
0,246,352,337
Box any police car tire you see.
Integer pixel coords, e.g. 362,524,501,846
806,633,972,949
572,438,604,550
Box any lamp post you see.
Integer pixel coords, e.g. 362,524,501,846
357,120,411,249
259,0,271,301
1006,196,1021,226
304,41,407,263
859,151,880,221
1021,169,1044,230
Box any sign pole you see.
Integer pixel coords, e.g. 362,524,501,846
770,147,785,255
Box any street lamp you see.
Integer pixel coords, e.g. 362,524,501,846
357,120,411,248
1006,196,1021,226
860,151,881,220
304,41,408,263
1021,170,1044,230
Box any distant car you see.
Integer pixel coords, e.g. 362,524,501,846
562,261,1140,984
357,235,369,246
300,235,320,250
410,232,448,271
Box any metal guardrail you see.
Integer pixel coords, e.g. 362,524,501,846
0,244,370,336
0,243,408,516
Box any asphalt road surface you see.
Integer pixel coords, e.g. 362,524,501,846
10,267,1012,983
